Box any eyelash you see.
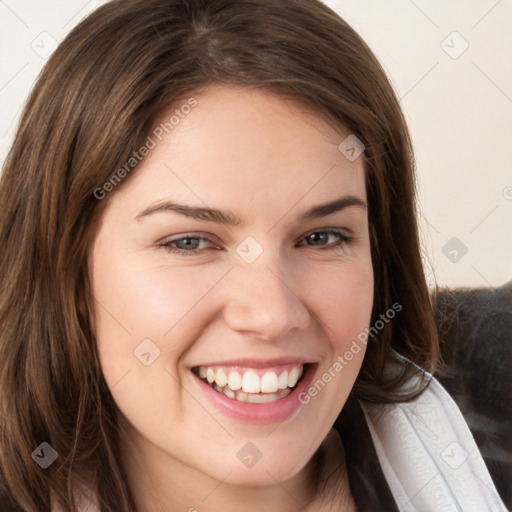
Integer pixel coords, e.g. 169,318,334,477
158,229,353,257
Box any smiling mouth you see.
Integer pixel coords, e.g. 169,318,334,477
192,363,309,404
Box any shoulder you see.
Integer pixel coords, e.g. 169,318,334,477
433,282,512,507
433,281,512,413
360,371,507,511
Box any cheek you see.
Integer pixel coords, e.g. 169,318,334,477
90,250,226,378
286,258,373,464
92,262,196,338
306,258,374,353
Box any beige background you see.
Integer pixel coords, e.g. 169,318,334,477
1,0,511,289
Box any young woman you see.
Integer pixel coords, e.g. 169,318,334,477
0,1,506,511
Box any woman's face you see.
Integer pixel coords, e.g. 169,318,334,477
89,85,373,490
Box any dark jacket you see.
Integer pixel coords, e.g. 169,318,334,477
434,281,512,509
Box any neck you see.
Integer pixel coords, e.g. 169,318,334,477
119,424,355,512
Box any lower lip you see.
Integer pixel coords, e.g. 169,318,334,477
192,364,317,424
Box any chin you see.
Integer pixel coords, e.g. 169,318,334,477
221,459,307,487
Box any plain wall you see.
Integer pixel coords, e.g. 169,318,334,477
1,0,511,289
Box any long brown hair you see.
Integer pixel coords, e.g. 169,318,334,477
0,0,438,510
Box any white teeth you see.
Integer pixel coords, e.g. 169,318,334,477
197,364,305,400
288,367,299,388
215,368,228,387
260,371,279,393
236,391,248,402
277,370,288,389
247,392,278,403
243,388,292,403
242,369,261,393
223,387,235,399
227,370,242,391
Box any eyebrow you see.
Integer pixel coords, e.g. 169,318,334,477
135,195,366,225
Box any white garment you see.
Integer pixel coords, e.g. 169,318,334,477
361,373,508,511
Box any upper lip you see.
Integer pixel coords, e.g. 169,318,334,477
191,357,316,368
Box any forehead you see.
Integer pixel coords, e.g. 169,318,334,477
107,85,366,222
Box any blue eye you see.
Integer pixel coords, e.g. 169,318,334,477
159,235,215,256
159,229,352,257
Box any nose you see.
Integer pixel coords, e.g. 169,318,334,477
221,258,311,341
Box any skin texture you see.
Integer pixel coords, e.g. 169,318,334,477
88,85,373,511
